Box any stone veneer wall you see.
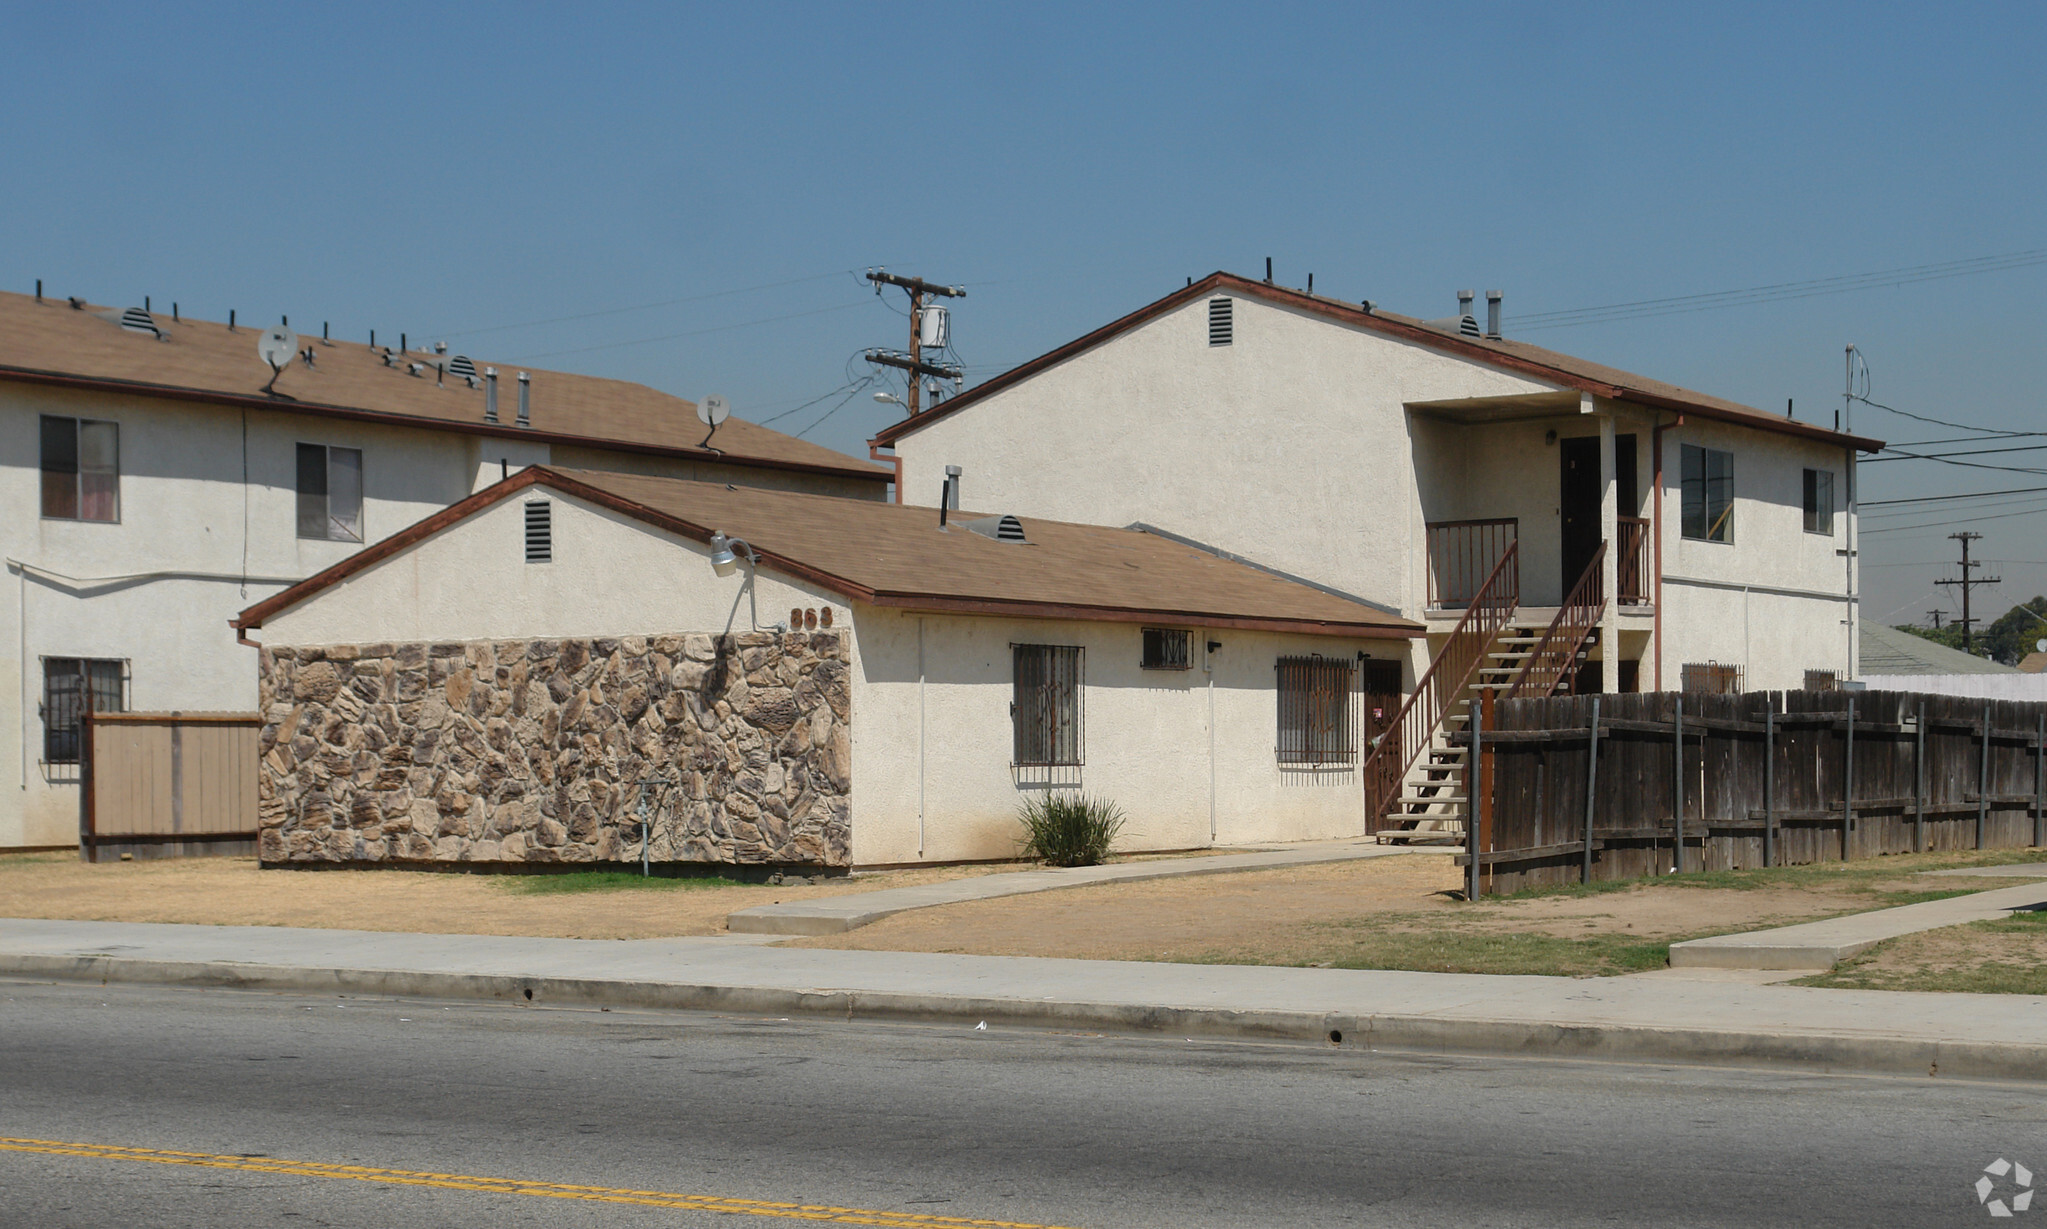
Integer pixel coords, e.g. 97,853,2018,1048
256,631,851,867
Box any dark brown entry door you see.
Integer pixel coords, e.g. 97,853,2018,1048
1558,435,1636,597
1360,658,1403,749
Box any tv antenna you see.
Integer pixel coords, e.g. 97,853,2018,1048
697,394,730,453
257,325,298,395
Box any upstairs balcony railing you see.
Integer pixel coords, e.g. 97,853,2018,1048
1617,516,1651,605
1426,519,1519,609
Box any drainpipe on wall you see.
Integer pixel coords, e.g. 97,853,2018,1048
1204,632,1217,844
917,616,926,858
870,444,904,505
1651,414,1683,690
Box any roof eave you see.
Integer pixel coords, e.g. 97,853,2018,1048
863,591,1422,638
0,364,894,483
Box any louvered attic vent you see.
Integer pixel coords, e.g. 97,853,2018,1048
964,514,1028,543
119,307,160,336
448,355,478,381
524,500,552,562
1208,297,1233,346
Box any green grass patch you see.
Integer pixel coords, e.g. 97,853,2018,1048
1173,913,1682,977
1482,848,2047,906
1792,909,2047,994
503,871,753,896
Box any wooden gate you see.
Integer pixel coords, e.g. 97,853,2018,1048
81,712,261,860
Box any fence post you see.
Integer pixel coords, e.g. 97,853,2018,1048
2035,712,2044,849
1672,693,1685,874
1978,700,1991,851
1843,695,1855,862
80,701,97,864
1583,697,1601,884
1466,696,1482,902
1763,702,1775,869
1915,700,1926,855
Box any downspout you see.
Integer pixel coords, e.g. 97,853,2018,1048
917,616,926,857
1651,414,1682,690
1204,631,1217,844
1845,442,1858,680
870,443,904,506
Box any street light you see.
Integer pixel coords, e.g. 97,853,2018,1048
873,391,904,406
706,531,776,630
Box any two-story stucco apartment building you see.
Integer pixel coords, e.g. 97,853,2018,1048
2,289,890,850
870,272,1883,832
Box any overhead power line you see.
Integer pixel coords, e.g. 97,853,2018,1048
1510,246,2047,332
506,299,873,361
422,267,886,340
1861,485,2047,507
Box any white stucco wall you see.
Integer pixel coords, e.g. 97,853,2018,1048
254,490,1398,866
0,381,880,850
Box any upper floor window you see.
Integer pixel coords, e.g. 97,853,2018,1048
1013,644,1084,767
1681,444,1733,543
41,657,126,764
1803,468,1835,535
1277,655,1356,765
297,443,363,542
41,415,120,522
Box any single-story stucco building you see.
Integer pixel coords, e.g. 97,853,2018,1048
233,466,1423,870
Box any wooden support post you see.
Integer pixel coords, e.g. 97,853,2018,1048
1479,687,1496,897
1466,697,1482,902
1672,693,1685,873
80,703,97,864
1914,700,1927,855
1843,695,1855,862
2035,712,2044,849
1763,701,1775,868
1978,700,1991,851
1582,697,1601,884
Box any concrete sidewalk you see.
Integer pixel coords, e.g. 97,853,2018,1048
4,918,2043,1082
1669,878,2047,971
730,839,1420,935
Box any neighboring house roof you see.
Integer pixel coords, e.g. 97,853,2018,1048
0,291,890,483
237,466,1424,640
1857,620,2018,676
2019,652,2047,674
870,272,1886,453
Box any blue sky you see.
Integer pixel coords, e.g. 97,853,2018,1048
5,2,2043,624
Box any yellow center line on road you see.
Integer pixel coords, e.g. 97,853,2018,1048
0,1136,1083,1228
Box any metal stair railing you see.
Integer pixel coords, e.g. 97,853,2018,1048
1362,540,1519,829
1506,543,1607,700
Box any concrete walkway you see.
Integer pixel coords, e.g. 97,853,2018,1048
1669,878,2047,971
3,917,2043,1081
729,838,1421,935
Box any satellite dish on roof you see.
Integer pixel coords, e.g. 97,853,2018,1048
697,394,730,455
257,326,298,394
2036,639,2046,654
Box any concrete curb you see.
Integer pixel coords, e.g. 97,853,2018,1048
7,952,2041,1083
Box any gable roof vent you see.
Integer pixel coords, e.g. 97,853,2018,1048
1208,297,1233,346
524,500,552,563
964,514,1028,543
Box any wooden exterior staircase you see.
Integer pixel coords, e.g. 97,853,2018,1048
1367,542,1611,843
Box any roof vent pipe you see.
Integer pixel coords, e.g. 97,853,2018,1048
516,371,531,427
484,368,499,423
35,279,41,301
1485,290,1502,339
1457,290,1474,318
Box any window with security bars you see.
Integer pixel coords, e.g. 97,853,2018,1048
525,501,552,563
296,443,363,541
41,415,120,522
41,658,126,764
1012,644,1083,766
1681,661,1743,695
1208,297,1233,346
1277,655,1356,765
1141,628,1191,670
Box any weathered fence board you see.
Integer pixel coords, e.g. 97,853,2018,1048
1469,689,2047,894
82,712,261,861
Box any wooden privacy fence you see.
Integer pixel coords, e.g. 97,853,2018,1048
1459,689,2047,896
81,711,261,860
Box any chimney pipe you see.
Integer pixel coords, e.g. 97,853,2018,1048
945,464,962,511
484,368,499,423
1485,290,1502,339
516,371,531,427
1265,257,1273,284
1457,290,1474,319
938,479,949,529
229,309,237,331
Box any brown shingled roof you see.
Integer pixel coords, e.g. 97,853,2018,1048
237,466,1421,640
872,272,1885,453
0,291,889,482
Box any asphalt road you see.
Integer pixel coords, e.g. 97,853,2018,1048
0,978,2039,1228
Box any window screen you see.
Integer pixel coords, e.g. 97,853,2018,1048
1141,628,1191,670
1013,644,1083,766
41,415,120,522
41,658,125,764
1803,469,1834,534
1680,662,1743,695
297,443,364,542
1681,445,1734,543
1277,655,1356,765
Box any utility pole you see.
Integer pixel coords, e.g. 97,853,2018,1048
1842,345,1861,681
1937,532,2002,654
865,270,965,416
1926,609,1946,631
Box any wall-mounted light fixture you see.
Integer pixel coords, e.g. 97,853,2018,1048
707,531,783,631
1544,429,1558,445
